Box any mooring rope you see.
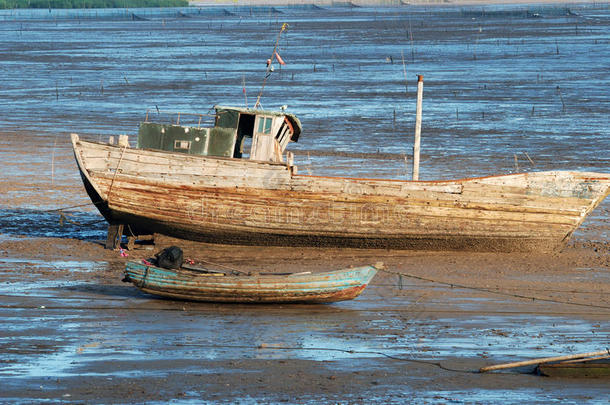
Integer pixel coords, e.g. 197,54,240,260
375,267,610,310
43,200,105,213
175,343,478,374
58,211,106,227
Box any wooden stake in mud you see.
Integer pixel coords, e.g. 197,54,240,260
51,136,57,186
401,50,408,92
556,85,566,112
413,74,423,181
254,23,288,109
105,224,124,250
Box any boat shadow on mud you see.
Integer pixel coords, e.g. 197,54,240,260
59,283,372,317
60,283,142,300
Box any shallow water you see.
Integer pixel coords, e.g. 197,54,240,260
0,3,608,181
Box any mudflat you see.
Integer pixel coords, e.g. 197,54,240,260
1,129,608,402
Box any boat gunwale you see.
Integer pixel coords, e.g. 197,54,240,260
73,134,610,185
293,171,610,185
125,261,379,283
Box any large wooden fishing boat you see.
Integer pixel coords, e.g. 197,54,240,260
71,105,609,252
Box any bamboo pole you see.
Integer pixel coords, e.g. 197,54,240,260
479,350,610,373
412,74,423,181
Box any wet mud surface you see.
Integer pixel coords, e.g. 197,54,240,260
0,2,609,403
1,237,609,403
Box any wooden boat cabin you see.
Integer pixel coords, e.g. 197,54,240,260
137,106,302,163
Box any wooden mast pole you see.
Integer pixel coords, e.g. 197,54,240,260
254,23,288,109
413,74,423,181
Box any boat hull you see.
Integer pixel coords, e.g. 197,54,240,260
71,134,610,252
537,360,610,378
123,262,378,303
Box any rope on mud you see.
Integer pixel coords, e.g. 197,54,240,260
0,307,472,373
42,201,107,227
44,201,104,212
58,211,106,227
376,268,610,310
167,343,478,374
374,282,608,295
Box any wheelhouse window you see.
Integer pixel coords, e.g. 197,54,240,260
257,116,273,134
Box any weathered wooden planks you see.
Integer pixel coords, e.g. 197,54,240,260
71,134,610,252
123,261,379,303
95,179,577,242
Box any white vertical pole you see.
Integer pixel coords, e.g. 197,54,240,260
413,74,424,181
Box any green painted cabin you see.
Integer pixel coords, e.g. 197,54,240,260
137,105,301,162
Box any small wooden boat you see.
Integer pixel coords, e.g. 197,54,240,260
537,359,610,378
71,105,610,252
123,260,380,303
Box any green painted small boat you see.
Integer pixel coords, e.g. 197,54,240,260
123,261,380,303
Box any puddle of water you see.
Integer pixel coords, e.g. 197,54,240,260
0,258,110,298
0,258,108,272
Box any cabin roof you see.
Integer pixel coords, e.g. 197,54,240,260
214,105,302,142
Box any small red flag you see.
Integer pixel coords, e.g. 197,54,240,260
274,51,286,66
